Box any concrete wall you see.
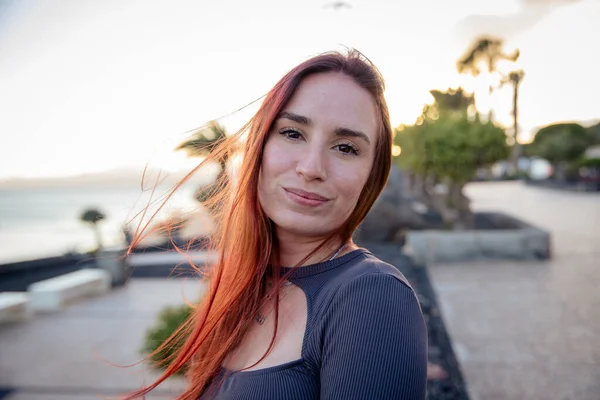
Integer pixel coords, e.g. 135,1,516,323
406,224,551,265
0,255,93,292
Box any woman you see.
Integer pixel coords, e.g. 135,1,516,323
128,49,427,399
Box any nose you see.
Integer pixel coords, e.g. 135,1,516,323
296,146,326,181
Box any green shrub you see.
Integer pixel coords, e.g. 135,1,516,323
530,123,593,165
564,157,600,179
142,304,194,373
575,157,600,168
504,171,529,180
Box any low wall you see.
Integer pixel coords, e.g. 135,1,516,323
524,178,600,192
406,212,551,264
0,255,94,292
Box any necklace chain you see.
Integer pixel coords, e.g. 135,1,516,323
255,243,347,325
327,243,346,262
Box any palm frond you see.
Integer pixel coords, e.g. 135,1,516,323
176,121,227,157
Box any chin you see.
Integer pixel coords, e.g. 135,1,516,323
273,214,334,238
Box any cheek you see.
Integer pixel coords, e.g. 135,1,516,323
334,163,372,208
258,138,293,203
260,139,288,182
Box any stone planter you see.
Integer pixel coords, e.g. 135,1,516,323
405,212,551,265
95,248,133,287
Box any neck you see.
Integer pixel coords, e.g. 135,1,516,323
275,228,353,267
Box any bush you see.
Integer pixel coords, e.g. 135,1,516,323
142,304,194,373
530,123,592,165
575,157,600,168
503,171,529,181
564,157,600,183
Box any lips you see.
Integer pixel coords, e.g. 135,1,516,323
283,187,330,202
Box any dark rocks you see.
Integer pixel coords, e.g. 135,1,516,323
354,165,430,243
0,388,15,400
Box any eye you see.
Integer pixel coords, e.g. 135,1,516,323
334,142,360,156
278,127,304,141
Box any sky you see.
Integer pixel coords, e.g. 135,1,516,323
0,0,598,180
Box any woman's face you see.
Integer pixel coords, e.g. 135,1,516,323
258,72,379,239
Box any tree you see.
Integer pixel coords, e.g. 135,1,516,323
395,88,509,230
501,69,525,171
457,37,520,86
586,122,600,145
80,208,106,251
177,121,228,174
458,36,522,173
428,88,474,114
176,121,229,211
529,123,593,180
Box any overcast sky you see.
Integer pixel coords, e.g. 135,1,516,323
1,0,598,180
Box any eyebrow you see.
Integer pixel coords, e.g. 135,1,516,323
277,111,371,145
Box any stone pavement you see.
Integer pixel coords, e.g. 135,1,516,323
0,279,206,399
428,181,600,400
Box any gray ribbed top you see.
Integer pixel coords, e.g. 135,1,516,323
202,248,427,399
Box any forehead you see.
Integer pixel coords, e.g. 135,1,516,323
282,72,379,138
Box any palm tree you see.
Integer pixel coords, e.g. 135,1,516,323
457,37,520,115
80,208,106,251
458,36,522,174
457,37,520,75
502,70,525,173
176,121,229,210
177,121,228,171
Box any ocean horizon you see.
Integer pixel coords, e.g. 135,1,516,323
0,180,204,264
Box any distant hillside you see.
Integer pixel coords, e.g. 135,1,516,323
0,166,216,190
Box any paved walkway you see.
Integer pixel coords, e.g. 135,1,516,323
0,279,205,399
428,181,600,400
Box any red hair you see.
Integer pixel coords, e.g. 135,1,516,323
124,49,393,399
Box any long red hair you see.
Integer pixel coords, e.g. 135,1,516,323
125,49,393,399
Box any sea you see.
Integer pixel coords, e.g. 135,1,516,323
0,181,202,264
